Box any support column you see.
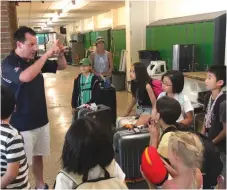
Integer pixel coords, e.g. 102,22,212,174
92,15,98,31
125,0,156,86
111,8,118,29
1,1,18,60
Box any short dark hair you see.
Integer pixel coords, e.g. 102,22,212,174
1,86,16,119
131,62,151,97
62,117,114,181
161,70,184,93
14,26,36,43
208,65,226,87
156,96,181,125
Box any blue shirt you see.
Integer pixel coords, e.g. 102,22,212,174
1,51,58,132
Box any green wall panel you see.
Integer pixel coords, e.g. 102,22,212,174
112,29,126,70
146,21,215,71
83,32,91,49
91,31,98,45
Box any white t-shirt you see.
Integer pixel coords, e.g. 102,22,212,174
55,159,125,189
158,92,194,122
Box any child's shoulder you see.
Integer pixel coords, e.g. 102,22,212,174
1,124,20,139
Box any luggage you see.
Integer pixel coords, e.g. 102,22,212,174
113,127,150,189
76,104,113,141
96,86,117,124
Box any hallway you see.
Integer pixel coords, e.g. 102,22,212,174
29,66,131,187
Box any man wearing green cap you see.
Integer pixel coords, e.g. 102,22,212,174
90,37,113,83
71,58,100,118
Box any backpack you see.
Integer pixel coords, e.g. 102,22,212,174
76,168,128,189
54,167,128,189
151,79,163,98
196,132,223,189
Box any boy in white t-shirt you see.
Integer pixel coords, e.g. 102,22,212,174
158,70,194,129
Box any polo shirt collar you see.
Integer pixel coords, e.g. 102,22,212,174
10,51,34,67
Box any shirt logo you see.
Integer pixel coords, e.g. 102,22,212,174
14,67,20,72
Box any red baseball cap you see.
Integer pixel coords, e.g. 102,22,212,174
141,146,168,185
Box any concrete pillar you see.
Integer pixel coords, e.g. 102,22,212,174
125,0,156,84
92,15,97,31
1,2,18,60
111,8,119,29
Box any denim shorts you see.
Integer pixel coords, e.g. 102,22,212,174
136,105,152,116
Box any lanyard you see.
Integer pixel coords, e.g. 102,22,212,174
80,74,91,104
205,91,223,128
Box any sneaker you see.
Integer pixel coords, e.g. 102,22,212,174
35,183,49,189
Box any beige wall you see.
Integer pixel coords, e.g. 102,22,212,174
65,6,126,35
156,0,226,20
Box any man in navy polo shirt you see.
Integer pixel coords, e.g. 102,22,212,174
1,26,67,189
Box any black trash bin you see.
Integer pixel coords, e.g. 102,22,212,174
138,50,161,68
112,71,126,91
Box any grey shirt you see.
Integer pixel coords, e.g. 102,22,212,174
93,51,109,74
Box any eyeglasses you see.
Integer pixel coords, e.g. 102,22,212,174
162,82,172,87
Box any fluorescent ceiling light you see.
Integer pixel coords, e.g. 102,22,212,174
52,12,59,22
62,0,88,13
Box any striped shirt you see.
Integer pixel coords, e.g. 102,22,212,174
0,123,30,189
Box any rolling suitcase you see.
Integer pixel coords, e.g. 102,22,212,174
77,104,113,142
97,86,117,124
113,127,150,189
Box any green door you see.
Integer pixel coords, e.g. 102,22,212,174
194,22,204,70
83,32,91,49
112,29,126,70
146,27,152,50
203,21,214,68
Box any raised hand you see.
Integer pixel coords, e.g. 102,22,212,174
45,40,60,58
56,40,65,57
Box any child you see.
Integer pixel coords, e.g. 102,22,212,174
165,132,204,189
158,70,194,129
202,65,226,183
144,96,204,188
0,86,30,189
149,96,182,163
142,131,204,189
71,58,100,117
123,62,156,126
55,116,127,189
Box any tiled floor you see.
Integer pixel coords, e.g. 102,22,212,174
29,66,132,188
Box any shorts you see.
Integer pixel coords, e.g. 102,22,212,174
136,105,152,116
20,123,50,165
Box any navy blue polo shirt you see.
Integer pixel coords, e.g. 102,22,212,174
1,51,58,132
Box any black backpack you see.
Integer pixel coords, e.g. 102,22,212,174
196,133,223,189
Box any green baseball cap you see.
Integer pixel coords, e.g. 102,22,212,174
79,58,91,66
